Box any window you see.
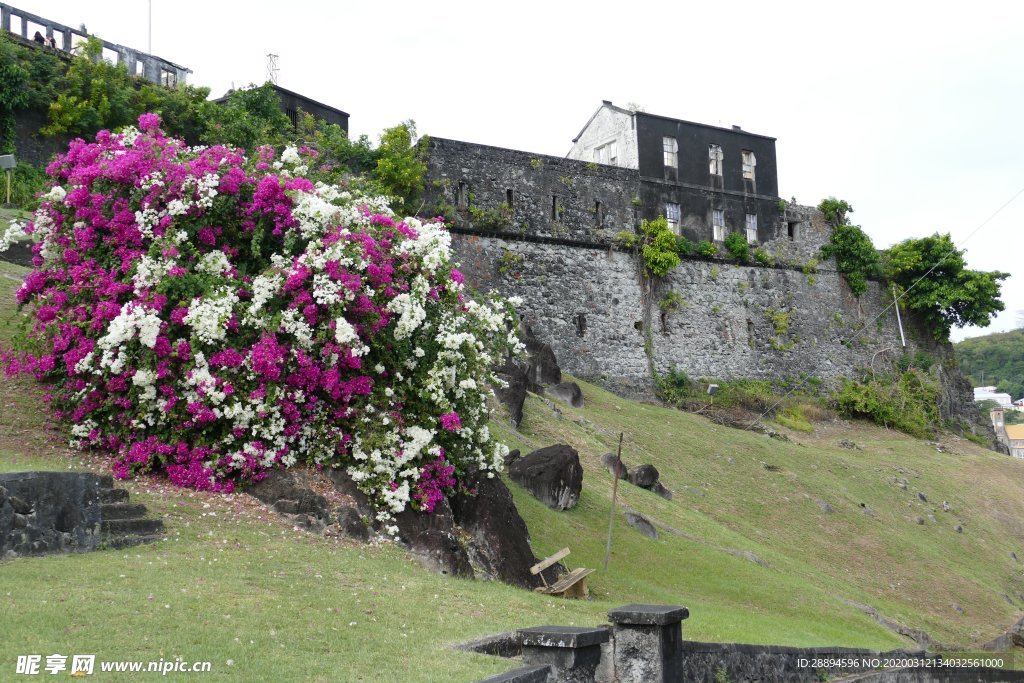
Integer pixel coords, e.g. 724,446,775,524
665,203,681,231
551,195,560,220
712,209,726,241
457,182,468,208
595,200,604,227
709,144,723,175
742,150,756,180
506,188,514,207
745,213,757,242
595,141,618,166
159,68,177,88
787,221,799,240
663,137,678,169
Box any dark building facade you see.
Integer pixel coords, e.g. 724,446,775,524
569,102,783,245
271,85,349,133
214,84,349,134
422,103,804,251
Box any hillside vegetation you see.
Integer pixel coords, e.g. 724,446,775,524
956,329,1024,401
2,258,1024,680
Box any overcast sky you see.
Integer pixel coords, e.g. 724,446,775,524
12,0,1024,341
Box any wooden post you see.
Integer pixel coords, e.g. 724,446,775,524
604,432,624,572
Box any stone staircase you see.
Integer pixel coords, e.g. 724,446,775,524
98,475,164,549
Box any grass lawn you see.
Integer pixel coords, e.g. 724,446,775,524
2,258,1023,680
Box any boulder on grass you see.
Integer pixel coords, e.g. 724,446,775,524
624,511,658,539
628,464,660,489
600,452,627,478
548,381,584,408
451,471,543,588
509,444,583,510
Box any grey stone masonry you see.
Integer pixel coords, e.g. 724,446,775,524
478,664,552,683
425,138,640,245
608,604,689,682
519,626,609,683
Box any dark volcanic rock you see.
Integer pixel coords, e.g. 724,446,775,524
519,323,561,387
628,464,660,489
624,511,658,539
509,444,583,510
451,471,543,588
600,452,627,478
248,470,330,520
493,357,530,427
393,497,474,578
547,381,584,408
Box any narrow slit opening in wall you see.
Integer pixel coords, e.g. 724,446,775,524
457,182,468,208
788,222,799,240
595,200,603,227
551,195,559,220
506,189,514,207
575,313,587,337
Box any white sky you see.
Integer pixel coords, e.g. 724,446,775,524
13,0,1024,341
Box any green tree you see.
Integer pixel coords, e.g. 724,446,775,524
818,196,853,228
723,231,750,262
0,33,61,152
202,82,292,151
885,233,1008,341
372,120,428,215
638,216,680,277
819,224,881,297
42,37,140,137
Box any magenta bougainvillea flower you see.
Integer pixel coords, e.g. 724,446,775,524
0,114,523,527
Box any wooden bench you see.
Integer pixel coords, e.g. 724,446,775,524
530,547,594,599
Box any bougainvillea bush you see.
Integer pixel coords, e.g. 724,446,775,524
0,114,519,528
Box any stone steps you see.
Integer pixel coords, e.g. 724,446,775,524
98,483,164,549
100,488,128,503
100,502,147,520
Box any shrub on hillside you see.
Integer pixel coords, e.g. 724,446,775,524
0,115,519,529
832,369,941,438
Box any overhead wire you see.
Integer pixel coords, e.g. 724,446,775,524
743,182,1024,430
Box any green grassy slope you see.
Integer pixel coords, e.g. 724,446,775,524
497,382,1024,649
2,259,1023,681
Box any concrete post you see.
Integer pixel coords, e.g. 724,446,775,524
518,626,609,683
608,604,689,682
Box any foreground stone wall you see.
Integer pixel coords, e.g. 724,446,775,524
0,472,104,558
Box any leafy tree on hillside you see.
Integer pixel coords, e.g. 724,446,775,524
955,328,1024,400
885,233,1008,342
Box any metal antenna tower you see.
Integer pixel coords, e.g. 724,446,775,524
266,53,279,85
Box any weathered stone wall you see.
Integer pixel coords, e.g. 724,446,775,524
0,472,104,558
425,138,640,244
452,232,922,398
13,106,72,167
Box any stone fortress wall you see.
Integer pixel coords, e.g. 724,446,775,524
424,138,977,422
